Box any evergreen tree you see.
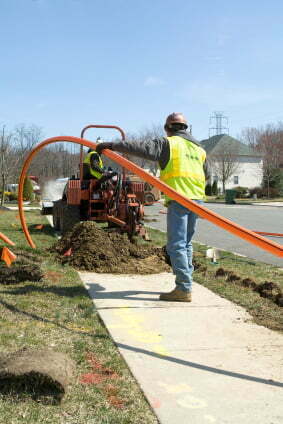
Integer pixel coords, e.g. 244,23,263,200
23,177,34,201
212,180,218,195
205,183,212,195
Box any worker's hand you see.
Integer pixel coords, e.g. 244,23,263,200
95,142,113,155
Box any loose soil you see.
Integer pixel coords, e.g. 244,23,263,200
53,222,171,274
214,267,283,307
0,249,43,284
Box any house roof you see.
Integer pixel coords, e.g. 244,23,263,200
201,134,262,156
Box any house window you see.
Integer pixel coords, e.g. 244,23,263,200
233,176,239,184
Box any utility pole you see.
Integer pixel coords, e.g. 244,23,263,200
209,111,229,137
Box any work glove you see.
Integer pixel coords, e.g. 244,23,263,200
95,142,113,155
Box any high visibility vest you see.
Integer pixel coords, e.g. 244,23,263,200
83,151,104,179
160,136,206,204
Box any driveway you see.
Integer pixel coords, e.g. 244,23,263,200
144,202,283,267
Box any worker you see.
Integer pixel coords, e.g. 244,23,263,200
83,149,104,180
83,148,118,188
96,113,206,302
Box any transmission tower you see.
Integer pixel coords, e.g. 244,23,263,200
209,111,229,137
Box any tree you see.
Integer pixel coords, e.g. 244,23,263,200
241,123,283,197
23,177,34,201
0,126,13,205
211,180,218,195
208,141,240,193
205,183,212,195
0,124,43,205
29,143,81,183
125,124,164,176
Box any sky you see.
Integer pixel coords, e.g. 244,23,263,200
1,0,283,143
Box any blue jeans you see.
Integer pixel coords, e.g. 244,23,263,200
166,200,202,292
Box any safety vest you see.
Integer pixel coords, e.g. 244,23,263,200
160,136,206,204
83,151,104,179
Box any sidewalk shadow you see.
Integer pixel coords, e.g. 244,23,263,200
87,285,161,302
117,342,283,388
0,284,89,298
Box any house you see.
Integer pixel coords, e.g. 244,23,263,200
201,134,263,192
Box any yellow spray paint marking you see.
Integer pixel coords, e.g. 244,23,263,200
65,324,93,333
113,311,215,418
204,415,217,423
115,309,144,324
128,330,161,343
158,382,193,394
177,395,207,409
35,321,57,328
153,345,170,356
114,309,167,348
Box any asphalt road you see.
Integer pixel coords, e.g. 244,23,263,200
144,202,283,267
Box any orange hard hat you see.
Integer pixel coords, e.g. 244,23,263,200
165,112,188,129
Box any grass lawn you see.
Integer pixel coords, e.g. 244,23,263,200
146,227,283,332
0,210,157,424
0,209,282,423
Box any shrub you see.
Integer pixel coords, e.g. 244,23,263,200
205,183,212,195
233,186,249,198
249,187,264,198
249,186,280,198
23,177,34,201
262,187,280,198
0,191,16,202
211,180,218,195
8,192,18,201
263,168,283,190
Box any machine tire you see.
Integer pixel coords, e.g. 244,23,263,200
144,192,155,205
60,204,81,234
52,200,62,230
127,207,137,238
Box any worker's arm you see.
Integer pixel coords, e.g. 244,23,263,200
96,130,204,171
96,138,170,169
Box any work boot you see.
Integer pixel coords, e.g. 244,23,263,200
159,288,192,302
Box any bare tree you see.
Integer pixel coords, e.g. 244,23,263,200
29,143,80,183
241,123,283,197
0,126,13,205
208,141,240,193
126,124,164,176
0,124,43,204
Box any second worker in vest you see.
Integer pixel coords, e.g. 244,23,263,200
83,149,117,188
95,113,206,302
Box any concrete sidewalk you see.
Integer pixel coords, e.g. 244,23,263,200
252,202,283,207
79,272,283,424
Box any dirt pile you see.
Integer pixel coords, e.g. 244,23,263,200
215,267,283,307
0,249,43,284
53,222,171,274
